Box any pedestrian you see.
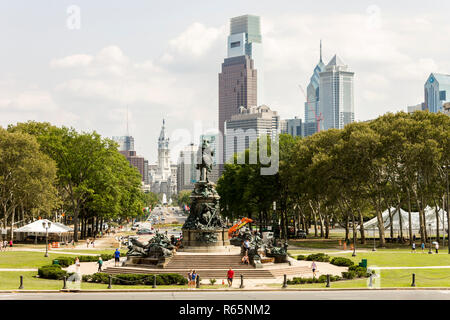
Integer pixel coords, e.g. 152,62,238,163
91,239,95,248
97,257,103,272
187,270,193,288
227,267,234,287
75,257,80,272
0,240,3,251
114,248,121,267
411,242,416,253
9,239,13,249
311,261,317,278
413,234,416,242
421,242,425,253
86,239,90,248
191,270,197,288
435,242,439,254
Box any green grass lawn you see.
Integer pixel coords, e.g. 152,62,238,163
0,252,80,269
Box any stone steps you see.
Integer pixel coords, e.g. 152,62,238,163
104,266,275,279
164,254,251,269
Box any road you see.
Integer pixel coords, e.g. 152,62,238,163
0,290,449,300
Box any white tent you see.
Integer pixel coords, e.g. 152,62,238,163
14,219,72,233
360,206,448,234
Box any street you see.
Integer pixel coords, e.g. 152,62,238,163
0,290,449,300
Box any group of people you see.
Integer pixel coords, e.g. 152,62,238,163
0,240,13,251
187,270,198,288
86,239,95,248
411,241,440,253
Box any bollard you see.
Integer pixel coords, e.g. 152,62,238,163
326,274,330,288
282,274,287,288
19,275,24,289
239,274,244,289
62,276,67,290
152,275,156,288
411,273,416,287
196,275,200,288
108,275,112,289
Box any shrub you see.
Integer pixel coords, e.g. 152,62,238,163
78,256,100,263
306,253,330,262
296,255,306,260
82,273,188,285
342,271,357,279
330,257,354,267
38,265,68,280
54,257,75,267
209,279,217,285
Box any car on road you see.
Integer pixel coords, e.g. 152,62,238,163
295,230,307,239
137,228,154,235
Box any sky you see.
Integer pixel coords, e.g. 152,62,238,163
1,0,450,163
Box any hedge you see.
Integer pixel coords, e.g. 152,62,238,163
38,265,68,280
54,253,126,267
82,273,188,285
287,274,341,285
330,257,354,267
296,255,306,260
305,253,330,262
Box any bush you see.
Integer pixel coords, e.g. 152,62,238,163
296,255,306,260
54,257,75,267
342,271,357,279
306,253,330,262
82,273,188,285
38,265,68,280
209,279,217,285
78,256,99,263
287,274,339,285
330,257,354,267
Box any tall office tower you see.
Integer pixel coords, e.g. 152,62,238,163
319,55,355,130
219,15,262,174
224,105,280,163
304,42,325,136
112,136,135,151
119,150,146,182
424,73,450,113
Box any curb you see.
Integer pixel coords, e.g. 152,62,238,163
1,287,449,293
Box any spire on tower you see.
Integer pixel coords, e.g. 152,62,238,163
320,39,322,63
126,106,129,136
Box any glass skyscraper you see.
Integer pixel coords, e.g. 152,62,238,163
424,73,450,113
319,55,355,130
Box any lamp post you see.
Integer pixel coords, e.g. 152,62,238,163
444,165,449,254
372,225,376,252
42,221,51,257
428,223,432,254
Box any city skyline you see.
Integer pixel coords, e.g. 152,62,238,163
2,1,450,163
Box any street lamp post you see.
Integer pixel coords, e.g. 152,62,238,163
372,225,376,251
444,165,449,254
428,223,432,254
42,221,51,257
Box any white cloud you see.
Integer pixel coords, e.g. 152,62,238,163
50,54,93,68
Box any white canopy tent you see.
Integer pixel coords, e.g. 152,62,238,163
360,206,448,235
14,219,73,243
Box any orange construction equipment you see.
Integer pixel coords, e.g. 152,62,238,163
228,217,254,238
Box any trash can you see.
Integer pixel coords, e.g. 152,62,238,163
53,260,59,265
359,259,367,268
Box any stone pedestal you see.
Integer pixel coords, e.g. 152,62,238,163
180,228,231,253
124,256,172,268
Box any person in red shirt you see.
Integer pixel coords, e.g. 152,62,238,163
227,267,234,287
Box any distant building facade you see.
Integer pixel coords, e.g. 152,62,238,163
112,136,135,152
282,117,303,138
407,103,425,113
224,105,280,163
319,55,355,130
176,143,199,193
424,73,450,113
119,150,146,183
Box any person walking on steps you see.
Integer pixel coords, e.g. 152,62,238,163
114,248,121,267
227,267,234,287
97,257,103,272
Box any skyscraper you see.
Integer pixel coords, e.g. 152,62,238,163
219,14,262,173
319,55,355,130
304,42,325,136
424,73,450,113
